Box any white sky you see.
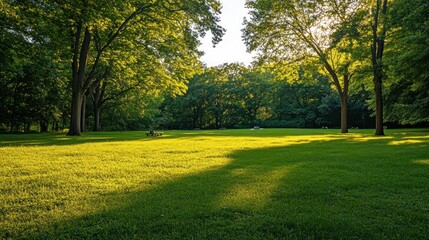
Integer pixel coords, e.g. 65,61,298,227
198,0,255,67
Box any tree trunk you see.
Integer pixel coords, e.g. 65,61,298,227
65,3,158,136
192,107,197,129
68,88,83,136
374,75,384,135
91,79,105,131
340,93,348,133
320,57,349,134
52,121,59,131
81,94,86,132
68,27,91,136
25,122,30,132
341,74,349,133
40,120,48,132
93,106,101,131
371,0,387,136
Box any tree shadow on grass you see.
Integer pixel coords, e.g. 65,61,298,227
6,135,429,239
0,131,169,147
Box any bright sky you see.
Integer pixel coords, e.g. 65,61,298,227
198,0,255,67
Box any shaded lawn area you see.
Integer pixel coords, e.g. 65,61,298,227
0,129,428,239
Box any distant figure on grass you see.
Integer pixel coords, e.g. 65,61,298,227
146,130,163,136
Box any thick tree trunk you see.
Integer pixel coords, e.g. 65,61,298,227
68,88,83,136
68,28,91,136
65,4,156,136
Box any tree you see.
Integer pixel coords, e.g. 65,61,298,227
239,69,274,125
244,0,364,133
370,0,388,135
384,0,429,125
6,0,224,135
271,66,337,128
0,2,68,132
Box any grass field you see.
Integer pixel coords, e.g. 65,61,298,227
1,128,428,239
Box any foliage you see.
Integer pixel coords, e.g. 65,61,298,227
1,0,428,132
159,64,277,129
158,64,373,129
384,0,429,125
0,4,68,132
2,0,225,135
243,0,370,133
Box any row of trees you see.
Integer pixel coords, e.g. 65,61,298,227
1,0,224,135
243,0,391,134
1,0,428,134
242,0,429,134
157,63,373,130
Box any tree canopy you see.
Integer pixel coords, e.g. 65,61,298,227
0,0,427,133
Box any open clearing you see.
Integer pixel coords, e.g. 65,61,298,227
1,129,428,239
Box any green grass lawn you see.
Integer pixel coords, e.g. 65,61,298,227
1,128,428,239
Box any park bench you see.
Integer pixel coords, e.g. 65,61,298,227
146,131,163,136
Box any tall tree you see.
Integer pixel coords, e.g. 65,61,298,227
370,0,388,135
384,0,429,125
1,1,68,132
244,0,363,133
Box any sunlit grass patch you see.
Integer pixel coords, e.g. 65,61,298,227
1,128,429,239
414,159,429,165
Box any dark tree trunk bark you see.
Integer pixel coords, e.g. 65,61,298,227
94,107,101,131
192,108,197,129
374,75,384,135
52,121,59,131
25,122,30,132
81,94,86,132
340,93,348,133
40,121,48,132
91,79,107,132
340,74,350,133
68,88,83,136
